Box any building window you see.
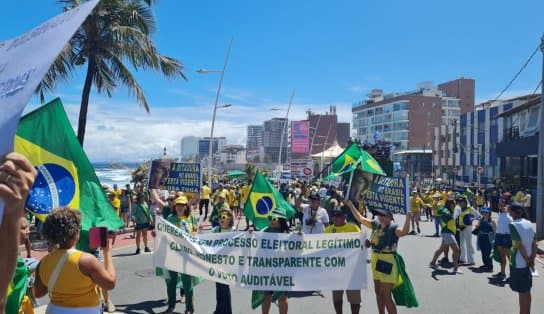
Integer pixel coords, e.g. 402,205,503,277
367,109,374,117
393,102,409,111
393,122,409,131
393,111,408,120
375,107,383,115
384,104,393,113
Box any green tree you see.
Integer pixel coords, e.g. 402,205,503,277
37,0,186,145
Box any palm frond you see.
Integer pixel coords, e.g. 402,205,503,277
108,51,150,112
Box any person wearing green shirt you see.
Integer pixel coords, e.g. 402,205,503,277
429,200,462,274
164,197,198,314
209,191,230,228
131,193,152,254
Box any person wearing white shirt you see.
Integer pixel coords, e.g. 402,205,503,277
455,195,481,265
301,194,329,234
508,203,536,314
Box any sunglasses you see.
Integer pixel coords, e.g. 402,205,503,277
268,216,280,222
220,214,232,221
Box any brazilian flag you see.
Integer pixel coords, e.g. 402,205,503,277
243,172,295,230
15,98,124,250
328,143,386,177
5,256,29,314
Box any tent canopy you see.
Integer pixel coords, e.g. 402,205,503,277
225,170,247,178
310,143,344,158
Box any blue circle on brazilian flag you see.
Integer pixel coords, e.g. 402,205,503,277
27,163,76,215
255,196,274,215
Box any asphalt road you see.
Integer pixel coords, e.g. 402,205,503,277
35,214,544,314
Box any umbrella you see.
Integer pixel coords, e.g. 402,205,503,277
225,170,247,178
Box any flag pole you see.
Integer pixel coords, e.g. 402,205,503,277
345,158,361,200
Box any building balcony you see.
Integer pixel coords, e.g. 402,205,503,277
502,126,520,142
496,131,539,157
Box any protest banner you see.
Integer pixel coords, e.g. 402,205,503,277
291,121,310,154
153,216,367,291
148,160,201,193
363,176,409,214
290,159,314,181
0,0,99,222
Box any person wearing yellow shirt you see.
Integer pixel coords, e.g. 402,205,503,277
199,182,211,220
409,191,423,234
431,193,444,237
324,207,361,314
108,193,121,217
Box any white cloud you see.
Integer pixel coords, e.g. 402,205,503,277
25,93,353,163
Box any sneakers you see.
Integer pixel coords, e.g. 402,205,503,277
103,300,116,313
429,262,438,269
493,272,506,278
163,306,175,314
409,231,417,235
144,247,151,253
417,226,421,234
136,248,141,254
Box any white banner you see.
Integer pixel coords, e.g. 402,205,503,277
0,0,99,221
153,216,367,291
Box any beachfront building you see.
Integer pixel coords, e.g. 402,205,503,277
352,78,474,179
219,145,247,166
458,94,539,188
496,95,541,194
180,136,199,161
264,117,289,164
246,125,264,162
198,137,227,159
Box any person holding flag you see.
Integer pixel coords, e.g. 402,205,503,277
210,191,230,228
346,200,418,313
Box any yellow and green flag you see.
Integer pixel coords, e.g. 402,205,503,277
15,98,124,250
5,257,29,314
329,143,386,177
243,172,295,230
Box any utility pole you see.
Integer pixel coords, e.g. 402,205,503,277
537,35,544,240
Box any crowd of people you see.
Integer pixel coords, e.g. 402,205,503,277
0,152,540,314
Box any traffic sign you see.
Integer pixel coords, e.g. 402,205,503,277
477,166,484,174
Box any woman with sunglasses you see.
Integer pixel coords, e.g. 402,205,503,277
256,209,290,314
210,209,235,314
346,200,414,314
164,197,198,314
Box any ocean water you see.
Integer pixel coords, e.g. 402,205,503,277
93,162,139,189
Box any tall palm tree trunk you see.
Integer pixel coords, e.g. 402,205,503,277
77,58,96,145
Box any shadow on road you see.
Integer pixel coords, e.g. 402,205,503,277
488,276,509,287
430,268,457,280
113,252,139,258
116,299,167,314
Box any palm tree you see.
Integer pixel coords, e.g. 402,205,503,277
37,0,187,145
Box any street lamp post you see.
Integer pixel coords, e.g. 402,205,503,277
271,89,295,174
537,34,544,239
197,39,233,185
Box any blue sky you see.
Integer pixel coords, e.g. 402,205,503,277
3,0,544,161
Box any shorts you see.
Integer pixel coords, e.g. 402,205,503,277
410,211,420,219
441,233,457,246
371,252,398,284
332,290,361,304
135,223,150,231
509,267,532,293
121,206,129,213
495,233,512,248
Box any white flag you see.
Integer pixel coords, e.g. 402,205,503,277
0,0,99,221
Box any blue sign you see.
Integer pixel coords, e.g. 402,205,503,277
148,160,201,193
363,176,409,214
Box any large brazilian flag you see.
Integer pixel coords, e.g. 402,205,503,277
243,172,295,230
15,98,124,250
327,142,386,178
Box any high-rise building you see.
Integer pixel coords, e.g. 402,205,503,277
437,78,475,114
308,106,338,155
336,122,351,148
246,125,264,162
264,117,288,163
180,136,199,160
198,137,227,158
